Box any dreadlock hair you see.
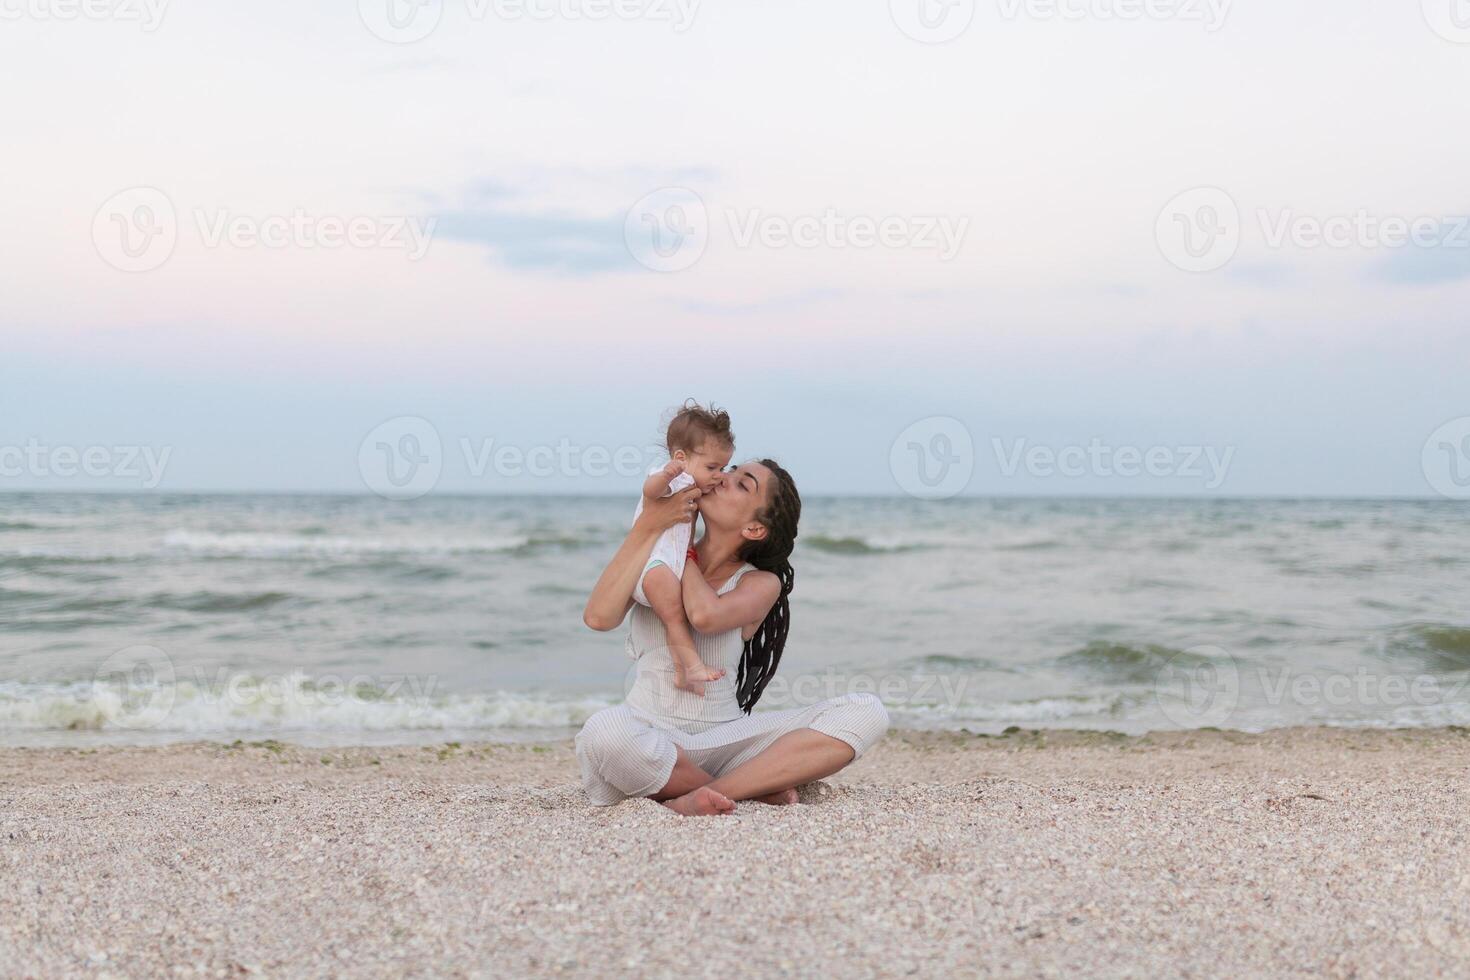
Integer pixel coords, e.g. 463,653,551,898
734,459,801,714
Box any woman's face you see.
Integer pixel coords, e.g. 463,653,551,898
699,459,772,532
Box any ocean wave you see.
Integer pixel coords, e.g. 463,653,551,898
527,583,587,597
513,535,593,553
0,674,617,735
895,653,1014,673
0,586,59,607
0,551,134,570
161,530,537,558
4,590,302,616
891,693,1135,726
1328,701,1470,729
1417,626,1470,658
147,590,298,613
801,535,931,555
1049,642,1210,684
306,559,459,582
11,670,1470,742
992,537,1063,552
37,595,133,613
0,671,1138,738
17,616,133,632
1387,625,1470,670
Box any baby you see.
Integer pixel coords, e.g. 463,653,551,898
633,401,734,695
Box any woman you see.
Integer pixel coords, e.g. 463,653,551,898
577,459,888,816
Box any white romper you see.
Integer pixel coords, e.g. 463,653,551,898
575,563,890,805
631,463,695,606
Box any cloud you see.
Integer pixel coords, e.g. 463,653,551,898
430,167,720,275
1379,248,1470,285
1378,220,1470,284
434,209,633,274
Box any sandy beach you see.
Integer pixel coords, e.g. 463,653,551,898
4,726,1469,978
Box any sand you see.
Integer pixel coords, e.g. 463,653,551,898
4,727,1470,978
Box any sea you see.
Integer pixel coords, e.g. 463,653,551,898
1,492,1466,746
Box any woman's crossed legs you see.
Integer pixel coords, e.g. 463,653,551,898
655,729,857,816
576,692,888,816
640,693,882,816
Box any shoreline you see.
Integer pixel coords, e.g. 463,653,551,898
7,723,1470,785
6,727,1470,976
4,720,1469,752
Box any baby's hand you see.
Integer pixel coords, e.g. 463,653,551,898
662,460,686,481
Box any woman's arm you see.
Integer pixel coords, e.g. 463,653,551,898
582,485,702,632
681,560,780,635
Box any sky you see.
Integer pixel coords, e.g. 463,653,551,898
2,0,1468,497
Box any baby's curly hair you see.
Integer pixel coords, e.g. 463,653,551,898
665,400,734,455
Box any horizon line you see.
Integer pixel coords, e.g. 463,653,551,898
0,488,1458,503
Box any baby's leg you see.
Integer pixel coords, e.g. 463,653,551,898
642,564,724,696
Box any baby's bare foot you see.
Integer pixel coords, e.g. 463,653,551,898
674,665,725,697
662,786,736,817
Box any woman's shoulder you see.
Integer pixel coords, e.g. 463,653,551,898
724,563,778,592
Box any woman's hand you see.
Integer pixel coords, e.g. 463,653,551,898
582,485,703,632
635,485,702,534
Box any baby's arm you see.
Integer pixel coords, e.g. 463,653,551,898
642,461,685,500
642,564,725,696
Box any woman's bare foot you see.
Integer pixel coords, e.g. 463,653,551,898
753,789,800,806
662,786,736,817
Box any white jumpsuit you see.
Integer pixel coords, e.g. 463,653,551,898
575,564,889,805
630,463,695,606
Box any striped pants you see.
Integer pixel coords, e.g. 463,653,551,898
574,693,889,806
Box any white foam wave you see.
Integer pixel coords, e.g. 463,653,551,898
1323,702,1470,730
9,675,1468,744
161,530,532,558
1,675,1135,740
0,675,615,735
890,694,1133,727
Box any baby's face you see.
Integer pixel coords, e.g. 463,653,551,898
678,442,734,492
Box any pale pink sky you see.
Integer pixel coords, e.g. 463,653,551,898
2,0,1468,494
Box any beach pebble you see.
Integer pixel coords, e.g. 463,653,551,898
5,731,1469,978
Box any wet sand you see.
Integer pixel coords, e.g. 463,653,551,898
4,727,1470,977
